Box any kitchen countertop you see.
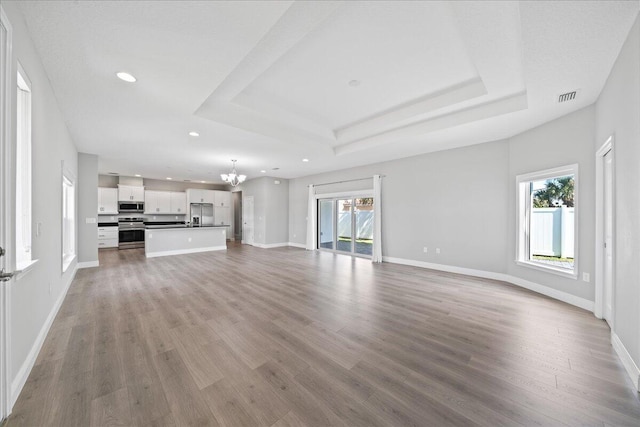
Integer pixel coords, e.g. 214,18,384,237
145,224,230,230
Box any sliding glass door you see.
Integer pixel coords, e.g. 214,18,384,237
318,197,373,257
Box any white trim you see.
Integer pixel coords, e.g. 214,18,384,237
611,332,640,392
77,260,99,269
10,263,78,408
382,256,594,312
594,135,614,321
0,5,13,421
145,246,226,258
287,242,306,249
252,242,289,249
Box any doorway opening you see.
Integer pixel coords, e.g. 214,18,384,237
595,135,615,327
318,197,373,257
233,191,242,241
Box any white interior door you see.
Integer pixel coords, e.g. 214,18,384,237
243,196,254,246
603,150,613,324
0,6,13,420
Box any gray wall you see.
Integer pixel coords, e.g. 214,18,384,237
595,15,640,371
5,1,79,390
289,141,510,273
78,153,98,264
507,106,596,301
237,177,289,246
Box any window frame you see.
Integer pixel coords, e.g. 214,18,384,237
15,62,34,271
515,164,579,279
61,163,76,273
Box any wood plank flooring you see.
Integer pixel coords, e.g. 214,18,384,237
6,242,640,426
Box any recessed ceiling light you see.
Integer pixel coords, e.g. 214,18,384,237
348,79,361,87
260,170,266,173
116,72,136,83
189,131,199,137
134,174,141,177
200,181,206,183
166,177,172,180
272,167,280,170
302,158,309,162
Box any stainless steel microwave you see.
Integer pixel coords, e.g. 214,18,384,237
118,202,144,213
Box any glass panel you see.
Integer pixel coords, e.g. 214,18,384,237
354,198,373,256
318,199,334,250
529,174,575,270
336,199,352,252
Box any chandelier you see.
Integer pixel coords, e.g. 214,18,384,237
220,159,246,187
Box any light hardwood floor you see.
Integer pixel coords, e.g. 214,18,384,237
6,242,640,426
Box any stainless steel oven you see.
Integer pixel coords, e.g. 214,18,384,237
118,217,145,249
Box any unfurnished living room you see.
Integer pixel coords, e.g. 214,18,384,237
1,1,640,426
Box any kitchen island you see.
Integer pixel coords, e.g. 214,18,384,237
145,226,228,258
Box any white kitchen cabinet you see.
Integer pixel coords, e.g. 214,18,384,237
97,226,118,248
214,190,231,207
118,185,144,202
146,191,186,214
186,189,214,205
170,192,187,214
214,206,231,226
145,191,171,214
97,187,118,214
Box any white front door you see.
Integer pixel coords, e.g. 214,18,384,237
243,196,254,246
0,6,14,421
603,149,613,324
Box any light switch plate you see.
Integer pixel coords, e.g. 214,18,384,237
86,217,96,224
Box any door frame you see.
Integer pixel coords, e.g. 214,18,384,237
0,5,13,421
594,135,615,325
242,195,254,246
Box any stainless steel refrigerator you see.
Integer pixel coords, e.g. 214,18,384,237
190,203,213,227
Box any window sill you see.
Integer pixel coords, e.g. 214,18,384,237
15,259,39,281
515,260,578,280
62,255,76,273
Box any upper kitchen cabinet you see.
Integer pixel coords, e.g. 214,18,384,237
214,190,231,207
170,192,187,214
186,189,214,205
145,191,187,214
97,187,118,214
145,191,171,214
118,185,145,202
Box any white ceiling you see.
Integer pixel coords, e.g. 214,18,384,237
16,0,640,183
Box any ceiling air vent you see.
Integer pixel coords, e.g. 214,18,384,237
558,91,577,103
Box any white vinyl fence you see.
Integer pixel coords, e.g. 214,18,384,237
338,211,373,239
530,207,574,258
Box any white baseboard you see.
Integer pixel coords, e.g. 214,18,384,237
382,256,594,312
77,260,99,269
287,242,306,249
145,246,227,258
252,242,290,249
11,262,78,408
611,332,640,392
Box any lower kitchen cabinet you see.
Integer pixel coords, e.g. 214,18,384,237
98,226,118,248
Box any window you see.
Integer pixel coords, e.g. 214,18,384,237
15,65,32,269
516,164,578,278
62,169,75,272
317,196,374,257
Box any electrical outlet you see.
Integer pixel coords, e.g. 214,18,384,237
436,248,441,254
582,272,590,282
294,234,296,238
423,247,428,253
188,237,192,242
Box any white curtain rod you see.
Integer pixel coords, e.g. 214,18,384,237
308,175,385,188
